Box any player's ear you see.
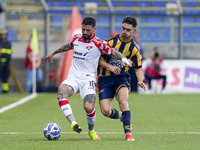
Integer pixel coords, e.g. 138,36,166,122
133,28,136,33
93,27,96,32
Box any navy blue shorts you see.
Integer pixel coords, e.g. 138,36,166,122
97,75,130,101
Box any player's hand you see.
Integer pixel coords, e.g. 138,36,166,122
109,66,121,75
138,81,146,91
122,58,132,67
45,53,54,63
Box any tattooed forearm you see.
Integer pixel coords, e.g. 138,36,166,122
84,94,96,104
57,84,74,100
111,50,124,60
54,43,72,55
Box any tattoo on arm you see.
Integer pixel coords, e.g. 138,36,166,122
84,94,96,104
54,43,71,55
57,84,74,100
111,50,124,60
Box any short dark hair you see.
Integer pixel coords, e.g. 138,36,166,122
122,16,137,28
82,17,96,27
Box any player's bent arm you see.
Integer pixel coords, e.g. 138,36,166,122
99,57,121,75
111,50,132,67
135,68,146,90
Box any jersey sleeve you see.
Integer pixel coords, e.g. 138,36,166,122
132,48,142,69
69,34,80,49
93,38,114,56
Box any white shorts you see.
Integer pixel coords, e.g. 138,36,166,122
61,75,96,100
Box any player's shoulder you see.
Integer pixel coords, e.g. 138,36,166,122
92,36,106,46
106,34,119,42
73,34,82,39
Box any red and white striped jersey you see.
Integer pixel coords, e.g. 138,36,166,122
68,34,113,79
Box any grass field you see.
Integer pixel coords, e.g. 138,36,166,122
0,93,200,150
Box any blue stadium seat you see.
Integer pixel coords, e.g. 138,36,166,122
115,26,121,34
57,2,71,14
121,1,134,7
51,16,63,30
139,17,147,23
163,17,170,23
183,27,195,42
96,16,110,23
196,17,200,22
115,16,125,23
152,2,166,15
95,26,109,40
147,17,162,23
183,17,194,23
6,26,19,42
58,2,70,7
161,27,170,42
137,2,151,15
196,27,200,42
112,1,119,7
183,2,199,15
174,27,178,42
120,1,136,14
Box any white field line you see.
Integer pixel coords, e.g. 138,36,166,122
0,132,200,135
0,93,38,113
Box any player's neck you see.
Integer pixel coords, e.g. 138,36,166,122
119,34,131,43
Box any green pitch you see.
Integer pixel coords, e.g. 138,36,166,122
0,93,200,150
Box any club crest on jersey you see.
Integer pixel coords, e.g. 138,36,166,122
86,46,93,50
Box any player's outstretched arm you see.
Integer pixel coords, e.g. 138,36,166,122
135,68,146,91
45,43,72,63
111,50,132,67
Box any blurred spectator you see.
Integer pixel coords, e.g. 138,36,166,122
144,47,166,91
0,29,12,93
25,35,43,93
129,32,143,92
110,30,119,37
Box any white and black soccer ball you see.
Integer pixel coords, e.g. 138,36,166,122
43,123,61,140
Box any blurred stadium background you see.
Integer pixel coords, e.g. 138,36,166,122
0,0,200,93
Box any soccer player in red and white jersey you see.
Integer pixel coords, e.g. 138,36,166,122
45,17,132,140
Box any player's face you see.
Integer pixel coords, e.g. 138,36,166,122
121,23,136,38
82,24,96,40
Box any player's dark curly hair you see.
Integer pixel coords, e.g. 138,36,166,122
122,16,137,28
82,17,96,27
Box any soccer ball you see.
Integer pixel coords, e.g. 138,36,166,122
43,123,61,140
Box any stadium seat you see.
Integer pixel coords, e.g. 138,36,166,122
115,26,122,34
196,17,200,22
183,27,195,42
120,1,136,14
51,16,63,30
161,27,170,42
137,2,151,15
95,26,109,40
147,17,162,23
139,17,147,23
139,29,146,42
183,17,194,23
96,16,110,23
113,1,135,14
174,27,178,42
196,27,200,42
115,16,125,23
152,2,167,15
183,2,199,15
163,17,170,23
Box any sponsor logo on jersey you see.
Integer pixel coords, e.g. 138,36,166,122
86,46,93,50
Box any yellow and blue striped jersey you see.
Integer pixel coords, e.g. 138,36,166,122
98,34,142,77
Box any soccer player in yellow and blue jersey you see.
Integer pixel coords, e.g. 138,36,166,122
97,16,146,141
